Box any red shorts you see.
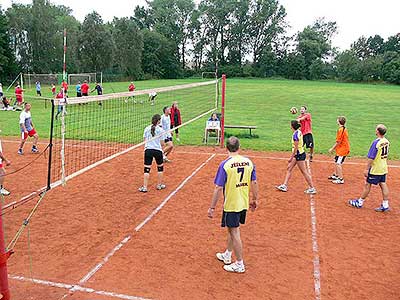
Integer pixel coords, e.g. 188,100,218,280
0,163,3,168
21,129,37,140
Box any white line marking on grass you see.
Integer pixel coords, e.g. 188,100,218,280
9,275,150,300
77,154,216,286
306,160,321,300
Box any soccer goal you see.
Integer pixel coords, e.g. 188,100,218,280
202,71,217,79
68,72,102,85
22,73,61,89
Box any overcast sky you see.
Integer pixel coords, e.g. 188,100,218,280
2,0,400,50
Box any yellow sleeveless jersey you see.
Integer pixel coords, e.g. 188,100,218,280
368,137,390,175
214,155,257,212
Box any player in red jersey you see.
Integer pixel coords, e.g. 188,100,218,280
297,105,314,161
15,85,24,106
61,80,68,95
81,80,90,96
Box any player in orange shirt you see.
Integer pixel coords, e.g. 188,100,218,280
328,116,350,184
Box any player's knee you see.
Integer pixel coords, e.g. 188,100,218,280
157,165,164,172
144,167,151,173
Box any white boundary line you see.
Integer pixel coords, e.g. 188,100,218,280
76,154,216,287
306,161,321,300
9,275,150,300
174,150,400,168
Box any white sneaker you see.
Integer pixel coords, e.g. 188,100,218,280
304,187,317,194
223,262,245,273
276,184,288,192
332,178,344,184
0,187,10,196
156,184,166,190
216,252,232,265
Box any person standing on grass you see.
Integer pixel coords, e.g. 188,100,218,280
15,85,24,107
92,82,103,106
348,124,390,212
328,116,350,184
55,89,67,120
139,114,166,193
61,80,68,95
297,105,314,162
128,82,135,92
81,80,89,97
170,101,181,142
0,83,3,98
51,84,56,97
76,81,82,97
276,120,317,194
35,81,41,96
18,103,39,155
161,106,173,162
0,136,11,196
208,136,258,273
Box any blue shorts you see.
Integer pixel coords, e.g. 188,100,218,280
221,210,247,228
295,152,306,161
366,174,386,185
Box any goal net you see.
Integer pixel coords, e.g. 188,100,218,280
49,79,220,187
22,73,61,89
68,73,99,85
202,72,217,79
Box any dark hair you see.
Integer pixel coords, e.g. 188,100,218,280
291,120,301,130
377,124,387,136
226,136,240,152
151,114,161,136
301,105,307,111
338,116,346,125
163,106,169,113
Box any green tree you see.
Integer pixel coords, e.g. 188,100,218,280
0,5,17,81
111,17,143,78
382,51,400,84
80,12,113,72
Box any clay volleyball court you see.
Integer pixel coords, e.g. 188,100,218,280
1,139,399,300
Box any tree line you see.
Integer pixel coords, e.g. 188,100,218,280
0,0,399,84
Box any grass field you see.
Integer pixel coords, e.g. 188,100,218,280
1,78,400,158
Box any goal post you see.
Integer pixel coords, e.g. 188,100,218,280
68,72,102,85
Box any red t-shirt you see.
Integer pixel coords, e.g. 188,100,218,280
128,84,135,92
298,113,312,135
81,83,89,94
15,87,23,100
51,86,56,93
62,82,68,91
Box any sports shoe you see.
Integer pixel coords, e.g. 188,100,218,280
163,157,172,163
156,184,166,190
17,149,23,155
304,187,317,194
375,205,390,212
0,187,10,196
348,199,363,209
328,174,338,180
32,147,39,153
332,178,344,184
223,262,245,273
138,186,148,193
309,155,313,162
216,252,232,265
276,184,288,192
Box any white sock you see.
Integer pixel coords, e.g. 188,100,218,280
358,198,365,205
224,249,232,258
236,260,244,266
382,200,389,208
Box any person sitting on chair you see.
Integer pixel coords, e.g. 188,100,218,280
205,112,221,143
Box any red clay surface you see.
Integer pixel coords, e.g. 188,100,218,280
1,140,399,300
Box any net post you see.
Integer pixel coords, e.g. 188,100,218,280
0,201,11,300
47,99,56,190
220,74,226,147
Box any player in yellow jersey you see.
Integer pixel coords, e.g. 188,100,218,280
208,136,258,273
276,120,316,194
349,124,390,212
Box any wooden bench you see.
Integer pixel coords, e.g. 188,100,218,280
224,125,257,136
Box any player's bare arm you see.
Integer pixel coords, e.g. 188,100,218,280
364,159,373,178
250,180,258,211
208,185,223,218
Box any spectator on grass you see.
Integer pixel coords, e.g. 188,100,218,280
0,83,3,98
35,81,41,96
15,85,24,107
170,101,182,142
92,82,103,106
76,81,82,97
2,97,12,111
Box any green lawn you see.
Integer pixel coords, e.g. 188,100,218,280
1,78,400,159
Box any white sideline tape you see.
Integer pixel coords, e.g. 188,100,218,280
306,161,321,300
9,275,150,300
76,153,216,287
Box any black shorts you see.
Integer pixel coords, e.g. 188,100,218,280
221,210,247,228
295,152,306,161
335,156,346,164
171,125,179,134
366,174,386,185
144,149,163,166
164,137,173,143
82,92,88,96
77,92,82,97
303,133,314,149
